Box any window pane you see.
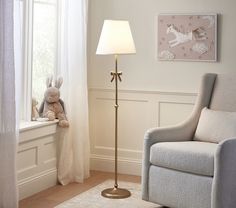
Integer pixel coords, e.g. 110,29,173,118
32,0,57,106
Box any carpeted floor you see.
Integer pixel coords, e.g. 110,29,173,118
55,180,162,208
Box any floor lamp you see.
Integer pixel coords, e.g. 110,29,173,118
96,20,136,199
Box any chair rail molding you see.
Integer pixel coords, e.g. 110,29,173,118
89,88,197,176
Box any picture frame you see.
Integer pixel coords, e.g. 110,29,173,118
158,13,217,62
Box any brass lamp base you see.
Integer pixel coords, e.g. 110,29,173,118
101,187,131,199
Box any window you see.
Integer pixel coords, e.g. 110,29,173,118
32,0,58,105
21,0,58,120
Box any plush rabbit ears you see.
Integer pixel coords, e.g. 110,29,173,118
46,76,63,89
46,76,53,88
55,77,63,89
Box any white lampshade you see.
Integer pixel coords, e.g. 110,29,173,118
96,20,136,55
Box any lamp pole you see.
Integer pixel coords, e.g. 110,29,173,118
101,55,131,199
114,54,119,189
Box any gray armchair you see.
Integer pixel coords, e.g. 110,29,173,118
142,73,236,208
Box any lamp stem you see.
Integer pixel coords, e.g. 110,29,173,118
101,55,131,199
114,54,118,188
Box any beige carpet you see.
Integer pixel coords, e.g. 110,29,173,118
55,180,162,208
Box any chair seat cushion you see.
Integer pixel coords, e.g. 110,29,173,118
150,141,218,176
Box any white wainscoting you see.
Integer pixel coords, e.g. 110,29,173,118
89,88,197,176
18,121,58,199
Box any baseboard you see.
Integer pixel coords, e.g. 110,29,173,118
18,168,58,200
19,155,141,200
90,154,142,176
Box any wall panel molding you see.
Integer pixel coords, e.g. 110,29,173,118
89,88,197,96
18,123,58,199
89,88,197,175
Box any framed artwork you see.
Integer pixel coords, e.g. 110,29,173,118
158,13,217,62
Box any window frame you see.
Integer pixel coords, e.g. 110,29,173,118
21,0,59,121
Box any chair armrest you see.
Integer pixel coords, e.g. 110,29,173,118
142,123,194,200
145,123,194,144
212,138,236,208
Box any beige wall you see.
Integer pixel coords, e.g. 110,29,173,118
88,0,236,93
87,0,236,175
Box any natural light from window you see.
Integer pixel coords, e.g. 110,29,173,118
32,0,57,106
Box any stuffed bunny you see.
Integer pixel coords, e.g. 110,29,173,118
39,76,69,128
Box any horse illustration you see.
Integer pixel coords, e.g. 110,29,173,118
166,24,207,48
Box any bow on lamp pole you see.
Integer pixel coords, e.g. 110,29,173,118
96,20,136,199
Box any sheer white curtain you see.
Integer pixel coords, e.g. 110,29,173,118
0,0,20,207
57,0,90,185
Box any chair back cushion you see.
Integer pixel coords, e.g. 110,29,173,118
210,73,236,112
194,107,236,143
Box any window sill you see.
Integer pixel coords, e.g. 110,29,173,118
19,119,59,132
19,120,59,144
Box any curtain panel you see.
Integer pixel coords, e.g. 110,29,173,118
0,0,18,207
57,0,90,185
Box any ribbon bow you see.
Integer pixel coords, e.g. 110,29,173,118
110,71,122,82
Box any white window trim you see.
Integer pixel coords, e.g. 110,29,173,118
22,0,33,121
21,0,59,122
